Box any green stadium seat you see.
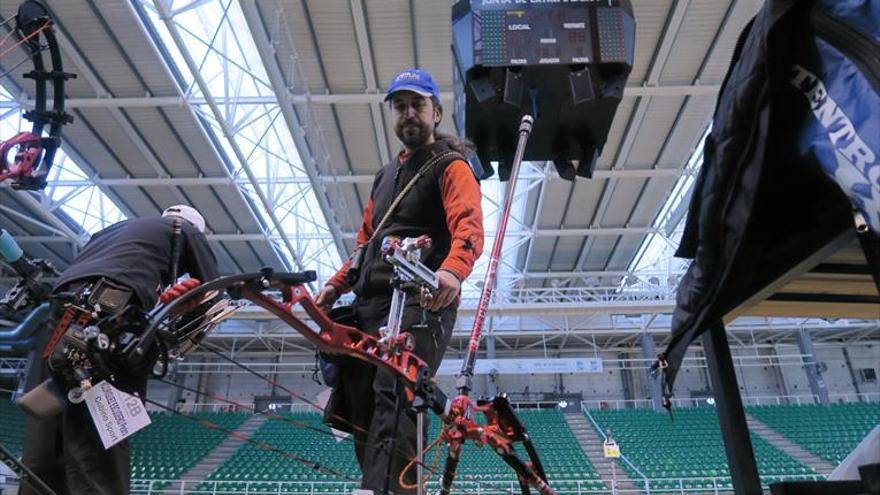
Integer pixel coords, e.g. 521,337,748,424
747,402,880,464
0,400,27,457
129,411,248,492
188,408,601,493
588,405,826,489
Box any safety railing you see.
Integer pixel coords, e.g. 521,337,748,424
129,479,358,494
621,474,826,494
0,468,825,495
127,478,619,494
170,402,321,414
228,284,678,318
146,390,880,415
123,475,829,494
150,392,880,415
828,392,880,403
583,392,880,410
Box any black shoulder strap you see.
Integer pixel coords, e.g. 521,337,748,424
368,151,459,242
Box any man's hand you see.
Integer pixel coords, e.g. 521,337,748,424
422,270,460,311
315,284,340,312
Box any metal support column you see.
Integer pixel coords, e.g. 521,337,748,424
618,352,634,403
640,332,663,411
702,320,762,495
239,0,349,258
841,347,863,402
771,345,790,398
796,328,829,405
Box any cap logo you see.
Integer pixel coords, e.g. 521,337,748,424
396,71,421,82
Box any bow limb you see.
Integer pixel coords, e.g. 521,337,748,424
246,283,428,389
151,271,437,400
148,271,428,437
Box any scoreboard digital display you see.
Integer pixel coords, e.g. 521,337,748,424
473,0,627,67
452,0,634,180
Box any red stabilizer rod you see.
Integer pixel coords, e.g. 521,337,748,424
458,115,534,394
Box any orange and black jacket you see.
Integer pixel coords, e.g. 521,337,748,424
328,139,484,298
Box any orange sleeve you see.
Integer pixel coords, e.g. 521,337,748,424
326,197,375,293
439,160,484,281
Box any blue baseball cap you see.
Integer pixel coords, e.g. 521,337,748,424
384,68,440,102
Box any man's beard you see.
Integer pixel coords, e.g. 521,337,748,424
395,120,433,149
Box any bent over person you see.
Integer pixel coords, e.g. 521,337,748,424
19,205,219,495
315,68,485,494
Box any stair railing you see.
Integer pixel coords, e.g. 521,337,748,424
581,402,651,495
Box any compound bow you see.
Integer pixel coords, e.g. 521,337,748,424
148,270,554,495
0,0,74,190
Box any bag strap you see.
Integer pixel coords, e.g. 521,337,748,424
368,150,460,242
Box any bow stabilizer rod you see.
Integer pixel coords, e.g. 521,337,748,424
458,115,534,395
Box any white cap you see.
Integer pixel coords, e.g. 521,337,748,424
162,205,206,233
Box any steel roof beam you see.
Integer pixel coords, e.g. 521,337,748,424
12,225,660,245
573,0,693,271
0,167,691,189
349,0,392,165
3,193,86,249
152,0,302,271
0,84,722,110
48,27,195,213
239,0,348,257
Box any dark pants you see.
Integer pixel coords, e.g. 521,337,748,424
331,295,455,494
20,398,131,495
20,289,141,495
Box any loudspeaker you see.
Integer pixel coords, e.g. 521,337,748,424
569,67,595,105
553,158,576,181
469,76,496,104
769,481,864,495
503,69,525,107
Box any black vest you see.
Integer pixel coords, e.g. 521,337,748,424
352,141,465,297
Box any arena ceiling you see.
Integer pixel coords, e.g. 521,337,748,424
2,0,878,354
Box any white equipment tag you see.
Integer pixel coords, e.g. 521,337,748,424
84,381,152,449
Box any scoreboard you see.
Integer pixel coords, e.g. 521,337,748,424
474,0,629,67
452,0,635,180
